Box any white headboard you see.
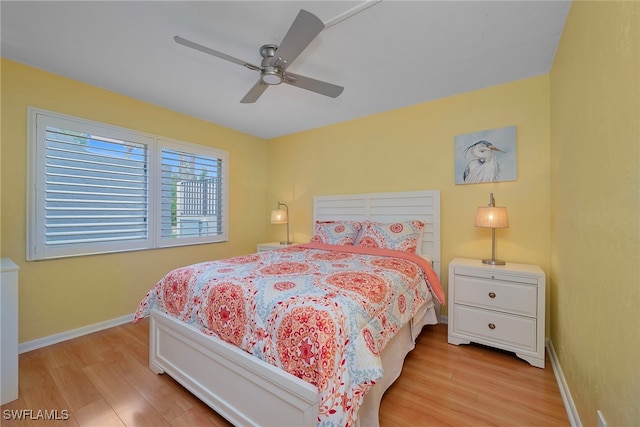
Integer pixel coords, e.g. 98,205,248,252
313,190,441,278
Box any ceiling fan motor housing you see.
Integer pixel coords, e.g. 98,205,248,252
260,44,283,85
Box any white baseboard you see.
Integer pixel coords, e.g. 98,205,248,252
546,338,582,427
18,313,134,354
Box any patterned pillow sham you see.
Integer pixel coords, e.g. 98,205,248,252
310,221,362,245
355,220,425,253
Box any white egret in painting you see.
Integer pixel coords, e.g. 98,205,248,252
463,140,506,183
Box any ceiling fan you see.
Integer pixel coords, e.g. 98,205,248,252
174,9,344,103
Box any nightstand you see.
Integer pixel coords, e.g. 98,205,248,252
257,242,296,252
447,257,546,368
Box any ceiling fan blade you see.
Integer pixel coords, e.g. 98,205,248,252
174,36,261,71
271,9,324,70
283,72,344,98
240,79,269,103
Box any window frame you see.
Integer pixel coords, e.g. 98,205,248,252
27,107,229,261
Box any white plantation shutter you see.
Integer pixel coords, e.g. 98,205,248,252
158,142,227,246
28,109,228,260
44,128,149,245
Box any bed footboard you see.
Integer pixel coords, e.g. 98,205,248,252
149,309,318,427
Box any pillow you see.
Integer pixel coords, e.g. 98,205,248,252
310,221,362,245
415,225,425,255
355,220,425,253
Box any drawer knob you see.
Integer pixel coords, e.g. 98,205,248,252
488,292,496,299
488,323,496,330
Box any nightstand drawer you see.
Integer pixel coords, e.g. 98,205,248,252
453,267,539,285
452,305,537,351
454,276,537,317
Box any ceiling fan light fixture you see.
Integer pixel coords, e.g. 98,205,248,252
261,67,282,85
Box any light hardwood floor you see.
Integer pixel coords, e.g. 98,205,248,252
2,320,569,426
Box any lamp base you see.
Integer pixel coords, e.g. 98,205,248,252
482,258,506,266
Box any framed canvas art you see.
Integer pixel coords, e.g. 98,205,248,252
454,126,517,185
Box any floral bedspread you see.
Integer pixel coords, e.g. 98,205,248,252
134,243,444,427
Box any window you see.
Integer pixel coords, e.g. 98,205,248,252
159,145,225,241
27,108,228,260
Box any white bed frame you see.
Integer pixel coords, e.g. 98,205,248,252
149,190,440,427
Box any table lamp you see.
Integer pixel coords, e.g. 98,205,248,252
474,193,509,265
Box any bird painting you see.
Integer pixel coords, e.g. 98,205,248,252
463,140,506,183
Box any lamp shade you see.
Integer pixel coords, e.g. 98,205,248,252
270,209,288,224
475,206,509,228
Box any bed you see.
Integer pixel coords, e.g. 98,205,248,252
134,190,442,427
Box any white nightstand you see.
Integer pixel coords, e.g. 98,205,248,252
447,257,546,368
257,242,297,252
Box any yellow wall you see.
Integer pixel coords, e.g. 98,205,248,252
550,1,640,426
267,76,551,321
0,59,269,342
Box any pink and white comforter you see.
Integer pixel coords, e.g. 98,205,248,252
134,243,444,427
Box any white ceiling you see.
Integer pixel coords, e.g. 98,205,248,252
1,1,571,139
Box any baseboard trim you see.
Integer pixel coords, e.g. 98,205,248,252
18,313,134,354
546,338,582,427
